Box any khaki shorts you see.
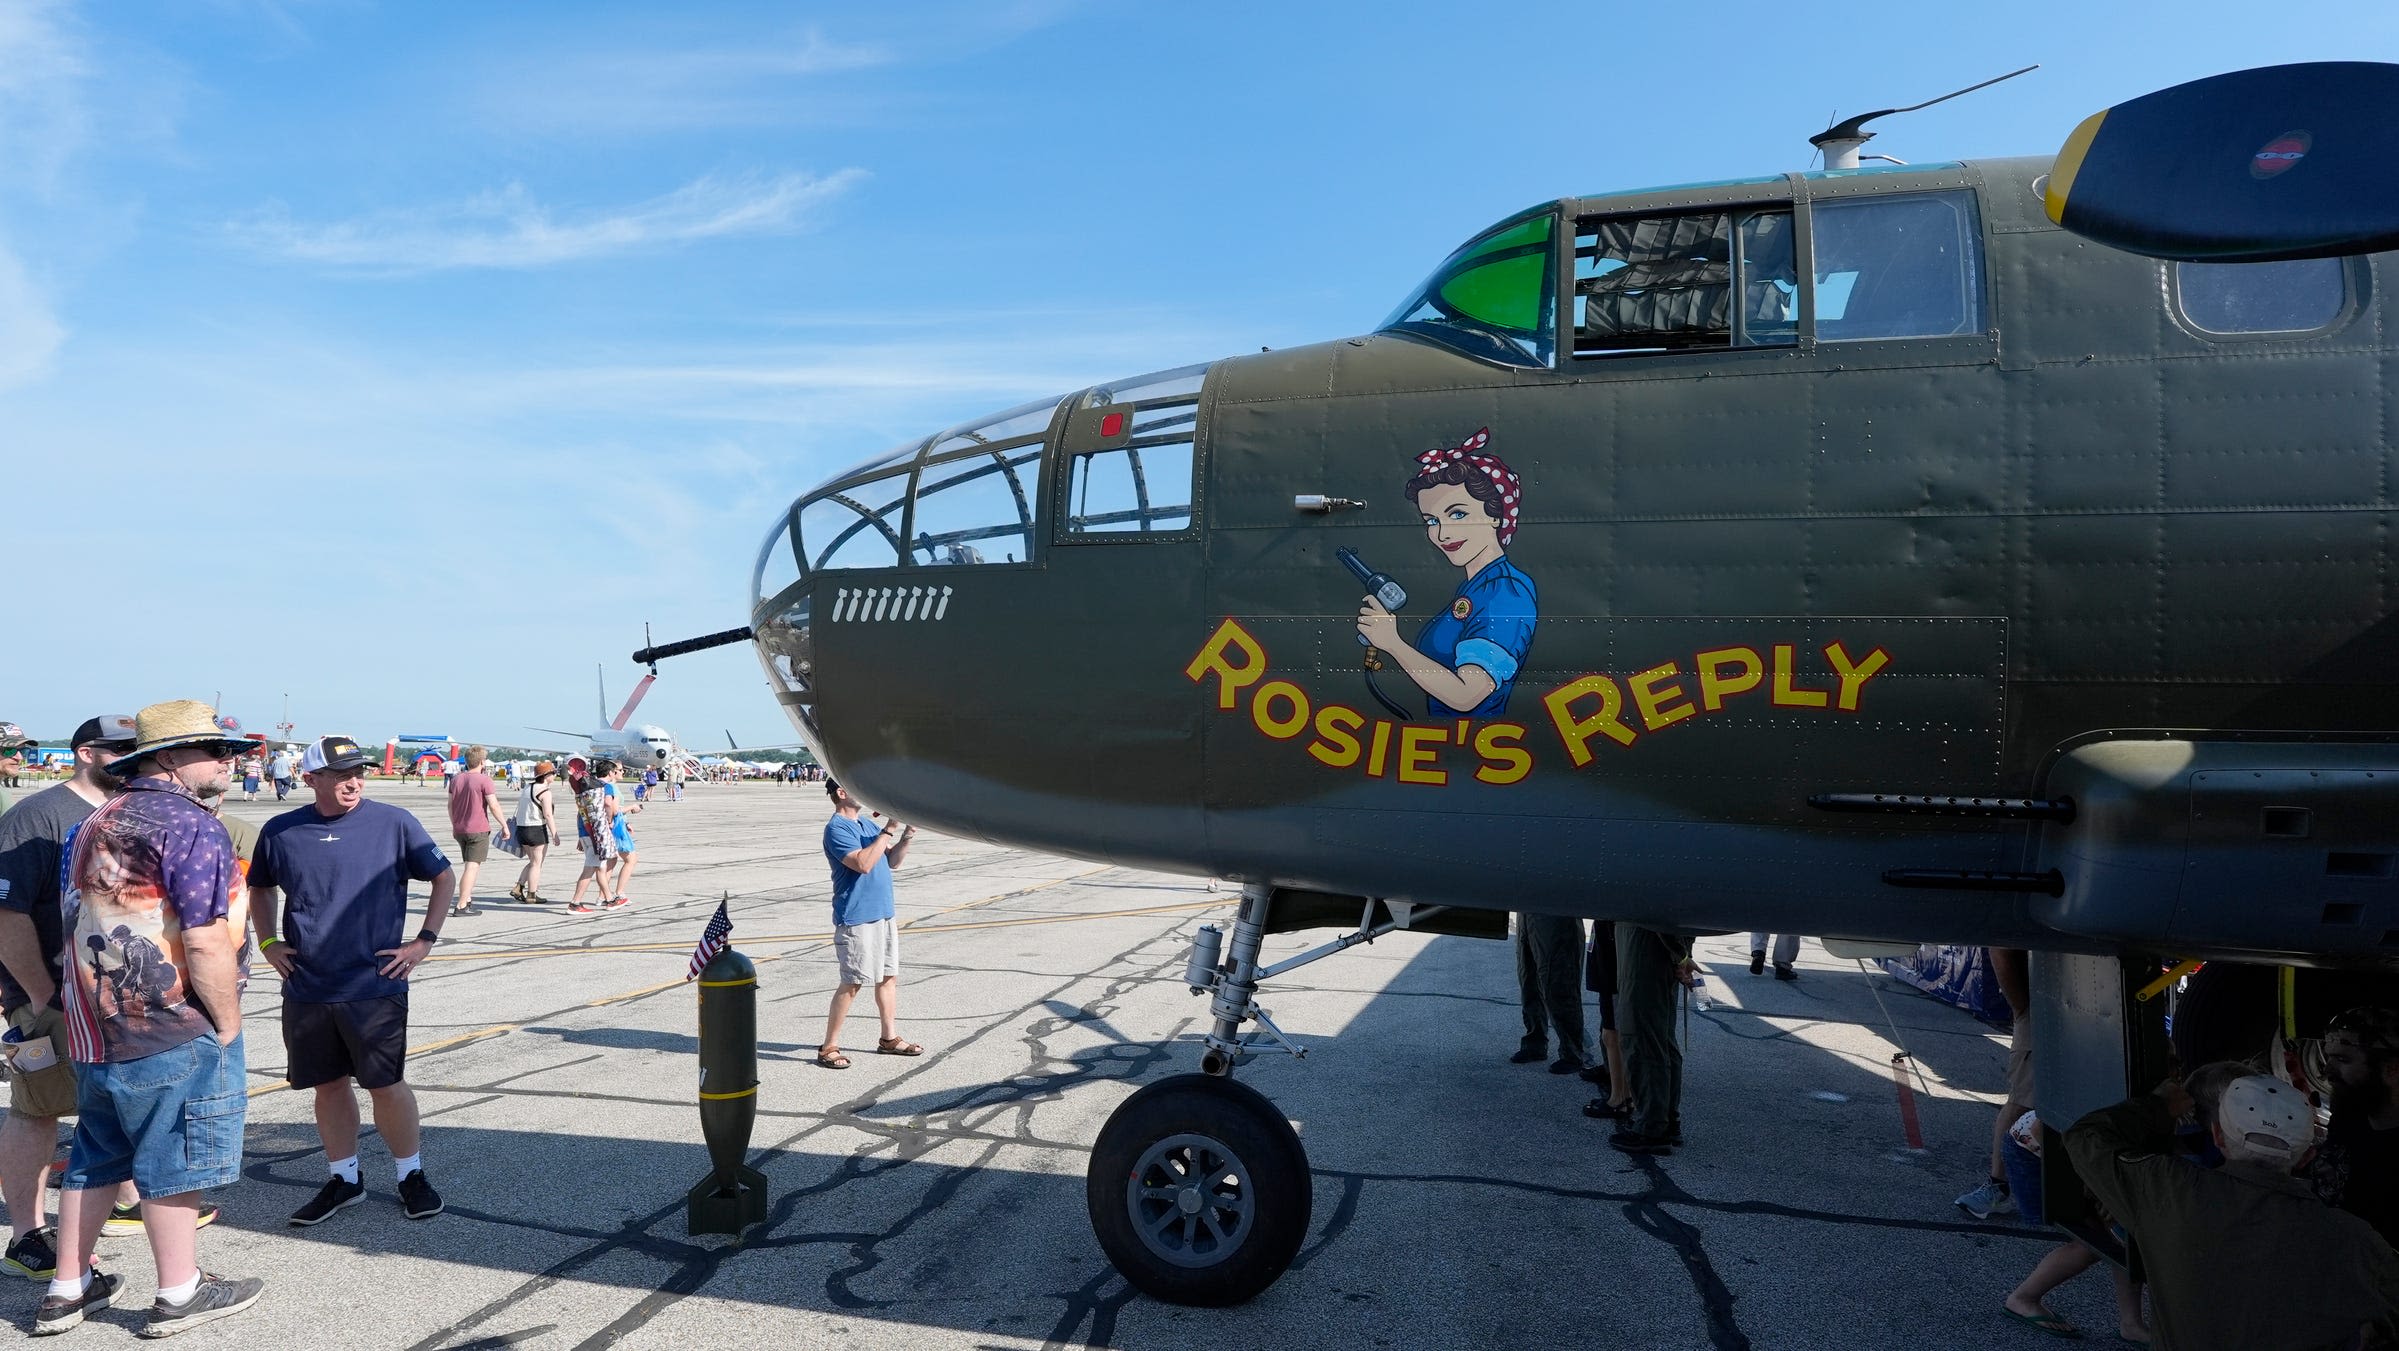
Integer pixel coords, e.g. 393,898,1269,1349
4,1004,78,1120
833,919,899,987
2006,1018,2035,1106
455,832,491,864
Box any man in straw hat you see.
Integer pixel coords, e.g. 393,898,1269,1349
0,716,195,1283
38,701,261,1336
2067,1067,2399,1350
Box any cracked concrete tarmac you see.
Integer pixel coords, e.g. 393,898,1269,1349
1,782,2115,1349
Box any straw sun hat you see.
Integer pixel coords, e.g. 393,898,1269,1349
105,700,253,777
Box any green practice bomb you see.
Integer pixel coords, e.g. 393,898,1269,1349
687,945,769,1236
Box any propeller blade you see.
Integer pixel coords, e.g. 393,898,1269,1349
2045,62,2399,261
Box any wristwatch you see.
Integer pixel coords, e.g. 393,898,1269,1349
417,928,440,946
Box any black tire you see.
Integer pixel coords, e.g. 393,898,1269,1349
1086,1073,1311,1307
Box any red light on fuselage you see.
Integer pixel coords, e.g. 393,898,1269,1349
1099,411,1127,438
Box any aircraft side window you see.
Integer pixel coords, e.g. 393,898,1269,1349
911,445,1041,565
1573,209,1796,356
754,515,800,604
1810,192,1984,341
1065,438,1194,536
2174,258,2348,335
797,470,909,571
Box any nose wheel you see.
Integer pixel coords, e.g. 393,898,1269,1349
1086,1074,1310,1307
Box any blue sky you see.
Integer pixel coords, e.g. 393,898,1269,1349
4,1,2394,749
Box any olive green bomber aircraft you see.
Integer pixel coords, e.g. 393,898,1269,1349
642,62,2399,1306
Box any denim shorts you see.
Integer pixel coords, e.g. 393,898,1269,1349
65,1030,247,1198
2002,1135,2045,1227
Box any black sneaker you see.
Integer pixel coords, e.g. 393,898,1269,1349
1749,949,1766,975
1774,963,1798,981
1507,1045,1545,1064
287,1176,365,1227
4,1226,57,1279
141,1272,261,1338
32,1269,118,1335
1609,1130,1673,1156
398,1169,443,1220
102,1202,219,1237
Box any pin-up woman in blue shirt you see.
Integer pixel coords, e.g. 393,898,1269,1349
1355,428,1539,718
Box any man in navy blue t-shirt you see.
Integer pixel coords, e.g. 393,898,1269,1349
250,736,454,1227
815,780,919,1069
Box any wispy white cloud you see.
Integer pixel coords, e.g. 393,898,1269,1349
226,168,867,272
466,6,1094,136
474,25,897,135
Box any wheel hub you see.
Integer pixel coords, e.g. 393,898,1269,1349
1127,1132,1254,1269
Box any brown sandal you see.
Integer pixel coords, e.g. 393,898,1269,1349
815,1048,851,1069
876,1037,924,1057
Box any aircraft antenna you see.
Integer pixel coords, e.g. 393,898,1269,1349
1808,64,2038,169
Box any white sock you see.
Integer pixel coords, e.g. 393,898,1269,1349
328,1155,360,1184
45,1272,89,1300
393,1152,421,1180
156,1273,199,1305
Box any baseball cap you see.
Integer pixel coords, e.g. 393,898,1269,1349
298,735,374,774
2216,1074,2312,1166
534,760,556,776
71,715,138,750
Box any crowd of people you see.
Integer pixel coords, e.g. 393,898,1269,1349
0,701,897,1338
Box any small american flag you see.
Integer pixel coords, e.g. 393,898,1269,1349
686,896,734,980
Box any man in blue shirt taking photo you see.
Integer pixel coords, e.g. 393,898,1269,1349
815,780,922,1069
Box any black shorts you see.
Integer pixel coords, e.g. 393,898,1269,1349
283,995,410,1090
516,823,549,847
1584,922,1619,998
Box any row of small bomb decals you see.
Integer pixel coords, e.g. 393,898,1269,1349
830,585,955,623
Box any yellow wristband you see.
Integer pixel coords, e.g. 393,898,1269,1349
259,936,280,949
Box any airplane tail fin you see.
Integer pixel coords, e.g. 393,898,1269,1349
611,673,655,731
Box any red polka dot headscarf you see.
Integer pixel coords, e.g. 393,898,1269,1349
1413,427,1524,546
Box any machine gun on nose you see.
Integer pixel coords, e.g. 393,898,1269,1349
631,624,756,674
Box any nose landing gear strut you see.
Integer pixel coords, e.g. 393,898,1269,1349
1085,882,1466,1306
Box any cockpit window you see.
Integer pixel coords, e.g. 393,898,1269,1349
754,514,800,604
911,446,1040,565
922,393,1063,458
1574,208,1796,356
1380,210,1557,368
798,471,909,572
1810,192,1983,341
1066,440,1193,534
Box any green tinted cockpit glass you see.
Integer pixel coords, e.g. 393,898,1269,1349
1380,209,1557,369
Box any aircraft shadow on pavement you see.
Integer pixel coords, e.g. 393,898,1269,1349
198,936,2044,1349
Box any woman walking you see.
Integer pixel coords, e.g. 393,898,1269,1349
509,760,560,903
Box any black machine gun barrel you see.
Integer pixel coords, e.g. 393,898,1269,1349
632,626,756,667
1335,547,1406,648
